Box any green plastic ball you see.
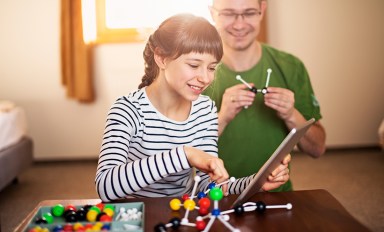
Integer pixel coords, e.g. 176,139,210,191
209,187,223,201
42,212,54,224
51,204,65,217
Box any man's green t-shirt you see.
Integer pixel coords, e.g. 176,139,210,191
203,44,322,191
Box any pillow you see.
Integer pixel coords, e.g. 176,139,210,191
0,102,27,151
0,100,16,112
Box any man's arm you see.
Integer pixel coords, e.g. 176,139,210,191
285,109,326,158
264,87,326,158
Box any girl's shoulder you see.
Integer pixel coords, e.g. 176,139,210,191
109,89,149,118
114,88,147,106
192,95,217,116
195,94,215,107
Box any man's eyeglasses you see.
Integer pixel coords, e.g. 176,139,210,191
211,7,262,23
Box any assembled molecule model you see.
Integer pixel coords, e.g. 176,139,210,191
236,68,272,95
154,175,292,232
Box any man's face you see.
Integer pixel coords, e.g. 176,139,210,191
210,0,265,51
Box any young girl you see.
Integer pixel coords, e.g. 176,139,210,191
95,14,290,202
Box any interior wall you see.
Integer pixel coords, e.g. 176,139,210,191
267,0,384,147
0,0,383,160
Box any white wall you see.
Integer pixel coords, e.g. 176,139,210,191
267,0,384,147
0,0,383,160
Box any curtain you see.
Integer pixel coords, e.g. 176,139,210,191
61,0,95,103
258,11,267,43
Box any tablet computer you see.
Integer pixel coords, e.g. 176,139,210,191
230,118,316,208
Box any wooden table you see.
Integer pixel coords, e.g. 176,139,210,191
15,189,370,232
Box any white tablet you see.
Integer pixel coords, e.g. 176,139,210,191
230,118,316,208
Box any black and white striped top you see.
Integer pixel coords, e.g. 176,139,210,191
96,88,255,202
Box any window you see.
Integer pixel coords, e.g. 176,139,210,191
83,0,212,44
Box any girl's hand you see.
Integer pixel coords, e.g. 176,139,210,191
184,146,229,194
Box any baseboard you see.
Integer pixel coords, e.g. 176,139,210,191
325,145,382,152
33,158,98,165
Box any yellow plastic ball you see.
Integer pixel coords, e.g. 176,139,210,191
183,199,196,211
103,208,114,217
94,222,103,228
86,210,98,222
30,226,42,232
92,224,102,231
169,199,181,210
73,222,84,230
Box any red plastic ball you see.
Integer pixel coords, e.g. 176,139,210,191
198,207,209,216
99,214,112,222
96,202,105,211
65,204,76,212
198,198,210,209
195,220,206,230
63,224,73,232
182,194,190,201
84,224,93,229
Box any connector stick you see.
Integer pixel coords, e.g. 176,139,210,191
236,75,252,90
265,68,272,87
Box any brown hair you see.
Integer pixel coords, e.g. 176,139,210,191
138,14,223,89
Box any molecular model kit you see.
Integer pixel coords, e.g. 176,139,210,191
26,202,144,232
154,176,292,232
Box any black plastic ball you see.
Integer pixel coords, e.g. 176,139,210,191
76,208,87,221
65,210,78,222
169,217,181,228
233,205,244,215
83,204,93,213
35,217,48,224
255,201,266,213
154,223,167,232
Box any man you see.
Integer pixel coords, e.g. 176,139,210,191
203,0,326,191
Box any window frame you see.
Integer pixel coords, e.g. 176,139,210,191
94,0,267,44
95,0,152,43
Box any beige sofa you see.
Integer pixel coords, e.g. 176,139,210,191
0,136,33,191
0,101,33,191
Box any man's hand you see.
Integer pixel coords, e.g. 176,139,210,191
261,154,291,191
218,83,255,135
264,87,295,121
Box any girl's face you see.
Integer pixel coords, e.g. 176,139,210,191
163,52,218,102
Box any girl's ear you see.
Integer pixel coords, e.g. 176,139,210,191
154,52,166,69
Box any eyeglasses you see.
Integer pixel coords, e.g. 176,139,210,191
211,7,262,23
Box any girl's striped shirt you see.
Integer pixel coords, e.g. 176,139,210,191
96,88,255,202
